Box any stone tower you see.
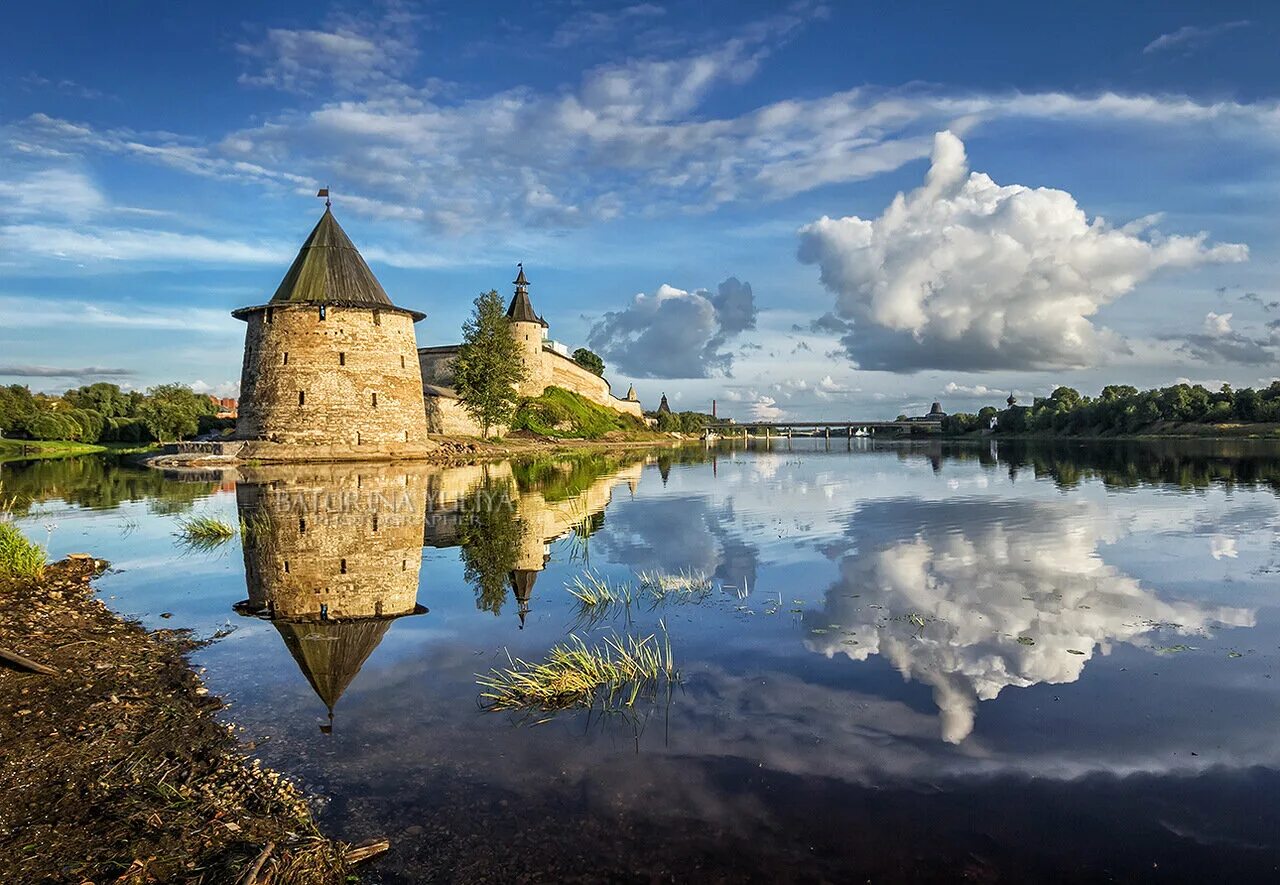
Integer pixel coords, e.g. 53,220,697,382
232,208,431,457
506,263,550,397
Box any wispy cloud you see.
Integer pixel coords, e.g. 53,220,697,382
550,3,666,48
13,47,1280,237
0,364,135,378
1143,20,1250,55
0,168,106,221
0,295,237,334
0,224,291,264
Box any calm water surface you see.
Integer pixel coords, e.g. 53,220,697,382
6,440,1280,882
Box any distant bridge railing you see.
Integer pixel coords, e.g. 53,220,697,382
702,419,941,437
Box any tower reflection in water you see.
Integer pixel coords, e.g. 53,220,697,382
233,465,430,731
232,456,645,722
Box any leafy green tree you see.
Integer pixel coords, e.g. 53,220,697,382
1100,385,1138,402
1050,386,1082,409
456,474,525,615
63,382,128,418
0,385,38,435
136,384,215,442
454,290,526,439
571,347,605,377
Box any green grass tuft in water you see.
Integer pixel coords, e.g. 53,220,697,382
174,514,237,550
478,627,677,712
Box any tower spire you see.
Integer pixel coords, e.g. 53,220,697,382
506,263,546,326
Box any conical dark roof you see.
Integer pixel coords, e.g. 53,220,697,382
271,209,392,308
274,619,392,713
657,393,672,414
507,264,548,327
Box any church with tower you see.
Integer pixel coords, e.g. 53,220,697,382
229,205,643,457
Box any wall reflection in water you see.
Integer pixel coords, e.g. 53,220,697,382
231,455,645,720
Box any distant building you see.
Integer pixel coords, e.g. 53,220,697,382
907,401,947,423
207,395,238,419
657,393,672,415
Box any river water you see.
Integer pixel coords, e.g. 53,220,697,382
5,439,1280,882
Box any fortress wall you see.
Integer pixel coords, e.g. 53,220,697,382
418,346,460,386
417,335,643,424
425,394,504,437
238,304,429,448
545,350,644,418
237,464,430,620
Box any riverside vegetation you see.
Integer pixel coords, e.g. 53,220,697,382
943,381,1280,437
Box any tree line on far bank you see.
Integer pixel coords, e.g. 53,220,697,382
943,382,1280,436
0,382,225,444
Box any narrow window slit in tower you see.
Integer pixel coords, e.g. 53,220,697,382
298,390,305,406
402,559,407,571
339,352,346,366
372,514,379,532
299,517,306,533
283,352,288,365
400,355,405,368
372,392,378,408
319,305,327,320
284,561,290,573
340,559,347,574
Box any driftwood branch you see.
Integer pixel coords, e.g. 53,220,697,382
344,838,390,865
0,646,57,676
238,841,274,885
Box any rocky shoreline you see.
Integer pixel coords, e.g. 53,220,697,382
0,557,373,884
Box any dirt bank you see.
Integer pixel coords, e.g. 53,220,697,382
0,557,364,884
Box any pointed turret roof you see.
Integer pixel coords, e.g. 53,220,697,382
506,263,548,327
274,619,392,715
657,393,672,414
509,569,539,629
233,207,424,320
271,207,392,306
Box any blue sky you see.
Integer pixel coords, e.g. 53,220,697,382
1,1,1277,420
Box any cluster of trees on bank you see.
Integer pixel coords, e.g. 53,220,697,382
649,410,713,433
0,382,225,444
943,382,1280,436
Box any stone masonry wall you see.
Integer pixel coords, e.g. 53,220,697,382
417,338,643,421
236,464,429,620
417,346,460,387
237,304,429,448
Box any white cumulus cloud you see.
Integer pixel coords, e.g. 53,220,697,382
588,277,757,378
797,131,1248,373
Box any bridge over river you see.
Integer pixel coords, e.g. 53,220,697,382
703,418,941,439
